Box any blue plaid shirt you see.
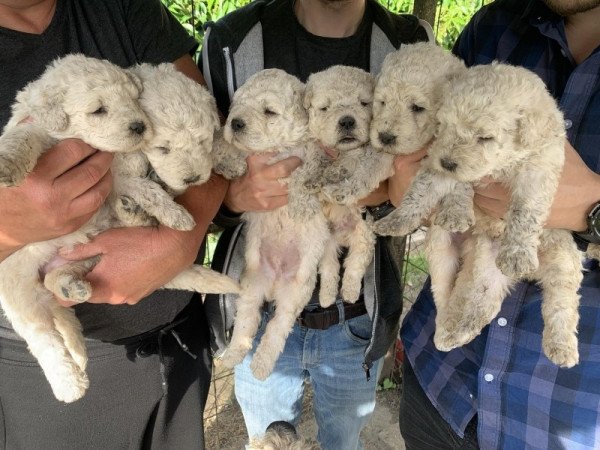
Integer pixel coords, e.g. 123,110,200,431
401,1,600,449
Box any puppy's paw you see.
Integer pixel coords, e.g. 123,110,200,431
47,361,89,403
56,277,92,303
153,203,196,231
220,346,248,368
115,196,157,227
434,209,474,233
543,331,579,368
0,158,27,187
165,208,196,231
341,276,361,303
319,285,338,308
372,214,413,236
496,245,538,279
250,351,276,381
434,324,480,352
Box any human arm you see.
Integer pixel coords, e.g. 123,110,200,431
0,140,113,262
387,148,429,206
473,141,600,231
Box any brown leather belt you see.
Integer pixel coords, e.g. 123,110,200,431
296,300,367,330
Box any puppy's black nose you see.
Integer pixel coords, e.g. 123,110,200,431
184,175,201,185
378,132,396,146
129,121,146,135
338,115,356,131
230,118,245,132
440,158,458,172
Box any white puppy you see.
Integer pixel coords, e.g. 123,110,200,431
370,43,471,307
0,59,239,403
302,65,378,306
420,63,581,367
214,69,329,380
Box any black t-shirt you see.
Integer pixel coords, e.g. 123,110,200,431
0,0,199,341
262,0,372,81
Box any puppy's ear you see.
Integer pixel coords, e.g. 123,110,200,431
126,71,144,93
17,81,69,132
516,105,564,149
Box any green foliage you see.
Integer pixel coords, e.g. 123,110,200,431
162,0,493,54
376,377,398,391
161,0,252,45
435,0,493,49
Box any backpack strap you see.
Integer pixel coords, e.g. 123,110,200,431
233,23,265,94
369,24,397,75
419,19,435,42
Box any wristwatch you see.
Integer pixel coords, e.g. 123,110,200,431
366,200,396,221
573,201,600,249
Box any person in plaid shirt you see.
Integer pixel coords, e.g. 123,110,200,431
396,0,600,448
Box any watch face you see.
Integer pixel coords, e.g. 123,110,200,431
588,202,600,240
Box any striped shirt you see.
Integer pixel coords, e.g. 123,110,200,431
401,1,600,449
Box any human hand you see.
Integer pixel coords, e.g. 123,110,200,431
224,153,302,213
0,139,113,255
58,225,198,305
474,141,600,231
387,147,428,206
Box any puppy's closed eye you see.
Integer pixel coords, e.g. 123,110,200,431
477,136,494,144
91,106,107,115
361,101,370,107
157,146,170,154
264,108,278,116
410,104,425,113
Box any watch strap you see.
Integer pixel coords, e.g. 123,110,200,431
573,201,600,249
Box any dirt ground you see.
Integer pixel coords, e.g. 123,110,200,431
204,360,406,450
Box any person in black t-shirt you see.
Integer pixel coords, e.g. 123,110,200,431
0,1,226,447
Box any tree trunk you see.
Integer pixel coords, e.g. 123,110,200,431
412,0,438,29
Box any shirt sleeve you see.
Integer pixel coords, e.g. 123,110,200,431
123,0,199,64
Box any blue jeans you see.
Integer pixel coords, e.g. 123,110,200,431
234,302,381,450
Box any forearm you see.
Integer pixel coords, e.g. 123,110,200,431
358,180,389,207
171,173,228,263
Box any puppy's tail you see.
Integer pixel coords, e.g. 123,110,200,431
162,265,240,294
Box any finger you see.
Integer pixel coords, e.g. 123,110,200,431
65,170,113,218
259,194,289,210
34,139,98,179
55,151,114,199
262,157,303,179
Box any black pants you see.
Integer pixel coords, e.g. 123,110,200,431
0,298,211,449
399,358,479,450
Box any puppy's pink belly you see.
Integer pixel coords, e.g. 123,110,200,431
260,241,300,281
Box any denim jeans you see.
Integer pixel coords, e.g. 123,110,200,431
234,301,381,450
